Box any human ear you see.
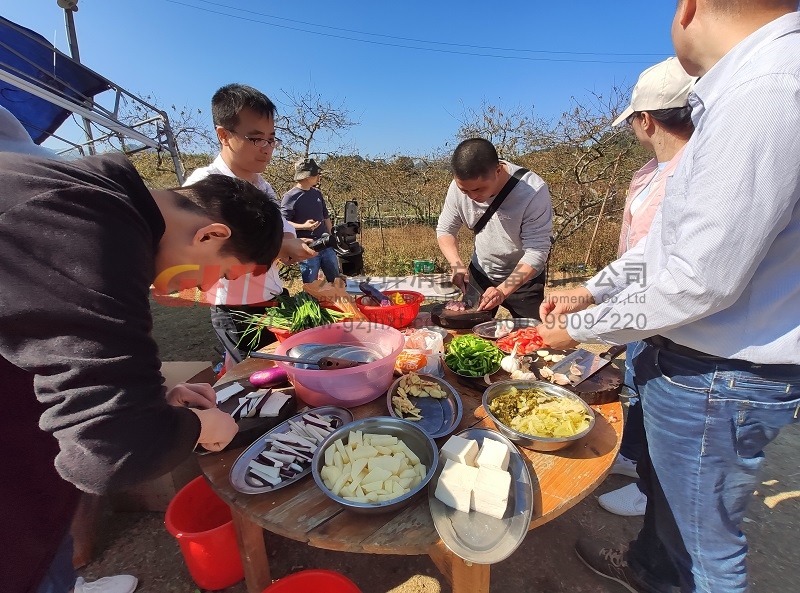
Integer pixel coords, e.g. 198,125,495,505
678,0,696,29
194,223,232,245
216,126,230,147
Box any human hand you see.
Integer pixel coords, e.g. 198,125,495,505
537,322,579,350
477,286,505,311
301,219,321,230
450,264,469,293
190,408,238,452
166,382,217,409
279,237,316,265
539,286,594,320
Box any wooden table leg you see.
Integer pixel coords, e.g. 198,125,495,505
230,506,271,593
428,541,490,593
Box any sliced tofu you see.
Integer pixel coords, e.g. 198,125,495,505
470,466,512,519
440,435,479,466
434,459,479,512
475,438,510,471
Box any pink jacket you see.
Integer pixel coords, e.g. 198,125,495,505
618,146,686,256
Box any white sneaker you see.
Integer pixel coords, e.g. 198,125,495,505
609,454,639,478
74,575,138,593
598,483,647,517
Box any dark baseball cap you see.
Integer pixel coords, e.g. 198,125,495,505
294,157,322,181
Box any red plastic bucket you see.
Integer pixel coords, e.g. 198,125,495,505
263,570,361,593
165,476,244,589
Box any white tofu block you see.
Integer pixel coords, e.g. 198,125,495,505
440,435,479,467
470,467,512,519
434,459,479,512
475,438,510,471
470,498,508,519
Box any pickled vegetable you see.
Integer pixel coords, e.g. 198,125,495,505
489,386,591,438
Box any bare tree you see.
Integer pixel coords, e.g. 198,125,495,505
274,89,357,160
455,99,548,160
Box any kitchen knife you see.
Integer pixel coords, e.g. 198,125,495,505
358,282,392,305
463,282,483,309
548,345,626,387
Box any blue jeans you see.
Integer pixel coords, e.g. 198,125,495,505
620,341,646,462
626,343,800,593
37,532,76,593
299,247,340,283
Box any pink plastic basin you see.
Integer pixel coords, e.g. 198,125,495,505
274,322,404,408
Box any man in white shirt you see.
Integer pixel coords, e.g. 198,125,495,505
184,84,314,360
539,1,800,592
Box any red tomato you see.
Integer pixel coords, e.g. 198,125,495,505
498,327,544,354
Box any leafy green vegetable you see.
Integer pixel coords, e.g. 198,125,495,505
444,334,503,377
232,292,351,349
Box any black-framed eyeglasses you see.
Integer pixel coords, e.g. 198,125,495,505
244,135,282,149
626,112,639,126
227,129,282,149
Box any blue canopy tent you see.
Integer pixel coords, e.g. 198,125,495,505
0,15,184,181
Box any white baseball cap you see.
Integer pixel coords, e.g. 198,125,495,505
613,57,698,127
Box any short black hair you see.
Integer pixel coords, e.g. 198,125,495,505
211,84,277,130
702,0,798,13
451,138,500,180
647,106,694,137
170,174,283,266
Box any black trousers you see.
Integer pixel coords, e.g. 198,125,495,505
468,263,546,320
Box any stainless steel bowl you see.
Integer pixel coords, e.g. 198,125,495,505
311,416,439,513
482,380,595,452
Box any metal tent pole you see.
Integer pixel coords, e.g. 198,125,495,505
62,2,96,155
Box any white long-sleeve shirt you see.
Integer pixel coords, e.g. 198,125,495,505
570,13,800,365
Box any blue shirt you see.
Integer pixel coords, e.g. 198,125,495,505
572,13,800,365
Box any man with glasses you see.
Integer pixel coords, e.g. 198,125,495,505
184,84,314,361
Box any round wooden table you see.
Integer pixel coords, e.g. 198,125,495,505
198,336,623,593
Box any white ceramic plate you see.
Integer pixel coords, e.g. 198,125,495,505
229,406,353,495
428,428,534,564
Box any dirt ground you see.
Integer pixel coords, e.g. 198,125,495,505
76,293,800,593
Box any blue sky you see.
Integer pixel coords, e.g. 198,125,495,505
6,0,679,157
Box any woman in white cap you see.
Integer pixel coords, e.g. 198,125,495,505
598,57,697,518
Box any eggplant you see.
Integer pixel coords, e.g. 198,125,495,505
249,367,289,388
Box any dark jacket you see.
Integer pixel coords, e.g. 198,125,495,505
0,153,201,593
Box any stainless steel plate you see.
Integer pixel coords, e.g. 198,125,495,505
428,428,534,564
472,318,541,340
229,406,353,495
386,374,463,439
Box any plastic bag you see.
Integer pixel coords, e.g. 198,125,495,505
396,329,445,377
302,278,367,321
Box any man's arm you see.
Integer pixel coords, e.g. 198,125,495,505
568,75,800,346
0,195,204,494
436,182,468,289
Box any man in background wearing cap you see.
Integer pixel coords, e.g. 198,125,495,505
597,57,696,520
281,158,341,283
538,1,800,591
